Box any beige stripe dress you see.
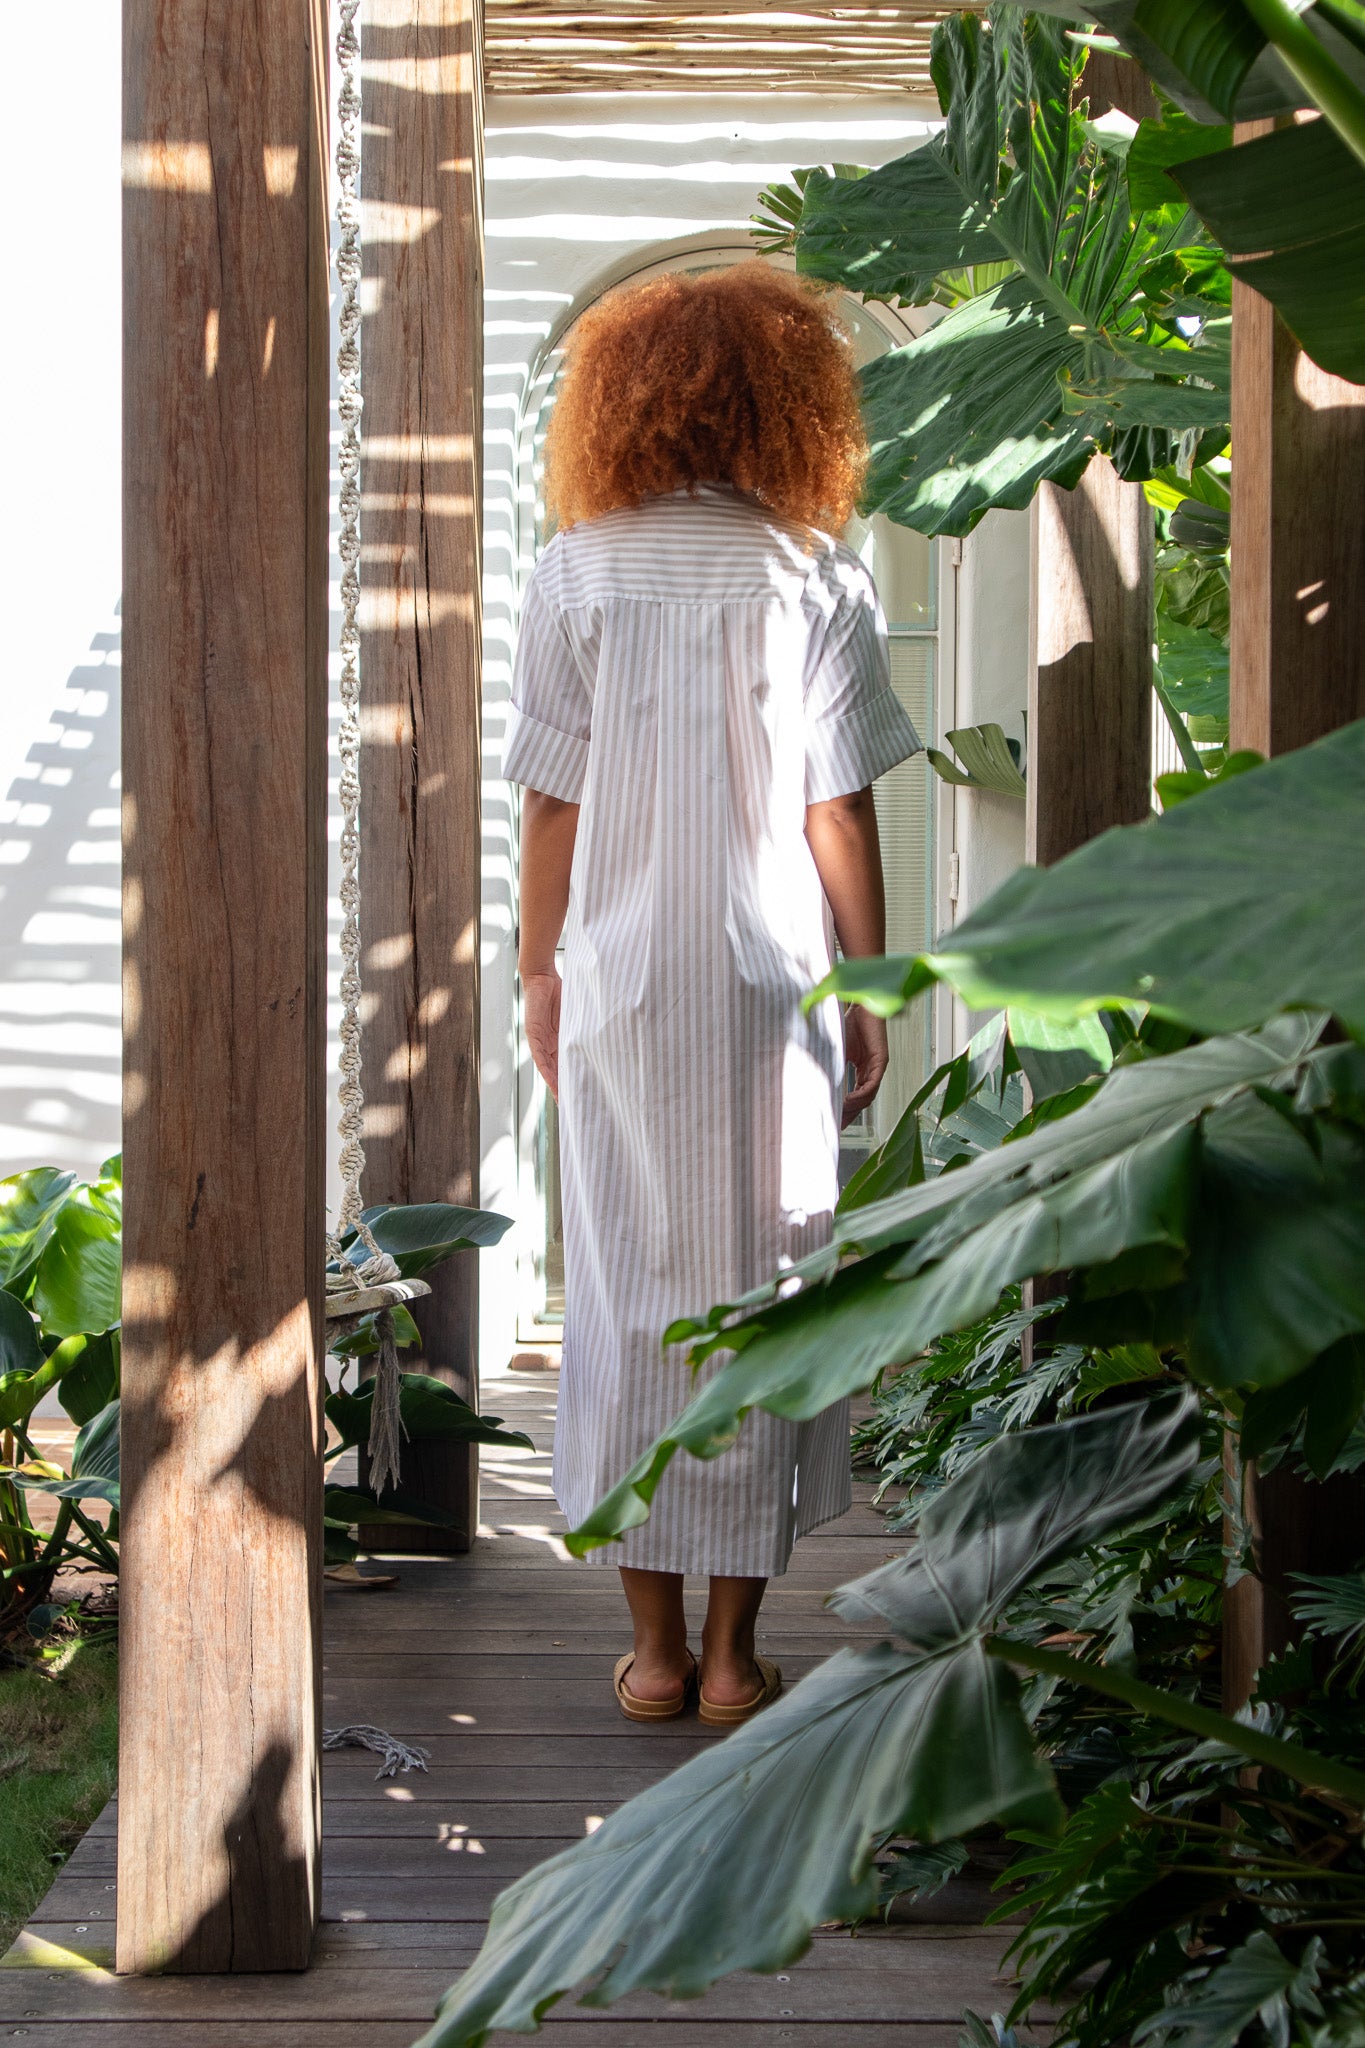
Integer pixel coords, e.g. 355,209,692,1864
504,484,922,1576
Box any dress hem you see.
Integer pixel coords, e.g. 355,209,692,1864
560,1483,854,1580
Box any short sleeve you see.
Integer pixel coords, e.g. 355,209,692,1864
503,554,592,803
804,556,923,803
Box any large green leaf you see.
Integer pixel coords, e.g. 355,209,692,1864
831,1390,1201,1642
1155,614,1228,726
791,11,1224,535
816,720,1365,1039
30,1188,121,1338
1036,1,1355,124
0,1325,103,1435
334,1202,512,1280
1132,1930,1326,2048
10,1399,121,1508
1127,101,1234,206
566,1020,1318,1556
1174,1096,1365,1388
55,1328,120,1427
323,1483,464,1531
0,1288,42,1378
1174,116,1365,384
926,722,1027,797
420,1398,1199,2048
0,1169,76,1293
325,1372,533,1455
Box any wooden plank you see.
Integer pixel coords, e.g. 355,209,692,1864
357,0,486,1552
0,2026,983,2046
1026,49,1155,868
119,0,329,1975
1222,205,1365,1710
5,1922,1003,1966
321,1631,877,1656
0,1958,1024,2024
17,1369,1024,2032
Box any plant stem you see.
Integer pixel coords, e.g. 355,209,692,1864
62,1501,118,1574
984,1636,1365,1806
1240,0,1365,169
1316,0,1365,61
1152,673,1207,775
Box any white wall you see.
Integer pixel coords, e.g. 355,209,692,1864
0,2,122,1176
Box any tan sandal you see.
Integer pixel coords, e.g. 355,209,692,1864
613,1649,697,1723
697,1655,782,1727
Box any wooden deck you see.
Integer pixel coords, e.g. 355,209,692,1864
1,1370,1031,2044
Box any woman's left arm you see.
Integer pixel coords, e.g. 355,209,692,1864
519,788,580,1101
805,785,890,1127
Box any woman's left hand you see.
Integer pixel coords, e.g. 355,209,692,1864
842,1004,888,1128
523,968,563,1102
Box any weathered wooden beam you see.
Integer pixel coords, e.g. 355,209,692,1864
1026,51,1156,868
358,0,485,1551
1222,251,1365,1710
119,0,330,1972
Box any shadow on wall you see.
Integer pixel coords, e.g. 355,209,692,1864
0,609,123,1174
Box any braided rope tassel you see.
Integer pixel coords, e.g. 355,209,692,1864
327,0,398,1295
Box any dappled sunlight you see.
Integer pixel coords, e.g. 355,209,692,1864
0,617,123,1175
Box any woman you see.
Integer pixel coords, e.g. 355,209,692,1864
505,262,921,1726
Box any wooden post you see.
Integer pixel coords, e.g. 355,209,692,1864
1222,237,1365,1709
357,0,485,1550
1027,50,1156,867
1229,284,1365,752
1027,461,1155,862
119,0,330,1972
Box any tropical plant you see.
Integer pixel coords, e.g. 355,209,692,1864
0,1170,519,1624
1035,0,1365,384
416,1394,1365,2047
0,1159,124,1629
413,722,1365,2046
322,1372,532,1565
925,721,1027,798
753,8,1231,535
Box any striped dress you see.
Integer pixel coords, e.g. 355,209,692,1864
504,484,922,1576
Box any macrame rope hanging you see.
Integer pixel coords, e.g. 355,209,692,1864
324,0,427,1496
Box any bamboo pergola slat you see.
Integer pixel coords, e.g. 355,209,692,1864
482,1,977,93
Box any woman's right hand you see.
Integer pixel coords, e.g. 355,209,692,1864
522,968,563,1102
842,1003,889,1127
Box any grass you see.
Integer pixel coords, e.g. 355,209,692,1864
0,1634,118,1951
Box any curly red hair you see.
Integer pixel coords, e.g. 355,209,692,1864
543,261,867,535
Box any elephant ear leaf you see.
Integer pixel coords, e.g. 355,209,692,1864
335,1202,513,1279
0,1288,43,1378
415,1398,1201,2048
793,11,1225,535
1174,117,1365,385
830,1390,1202,1642
10,1400,120,1508
0,1168,77,1294
31,1188,122,1338
325,1373,533,1454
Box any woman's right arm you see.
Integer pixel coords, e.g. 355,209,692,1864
519,788,580,1101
